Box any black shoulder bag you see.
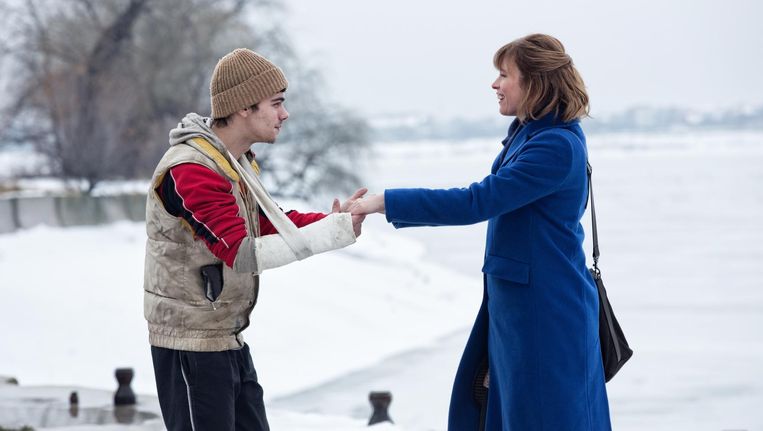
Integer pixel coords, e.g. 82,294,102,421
587,162,633,382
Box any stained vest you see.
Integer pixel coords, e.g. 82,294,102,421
143,138,261,351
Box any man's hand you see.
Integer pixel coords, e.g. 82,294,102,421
349,194,385,215
332,187,369,214
351,214,365,237
331,187,368,238
332,200,365,237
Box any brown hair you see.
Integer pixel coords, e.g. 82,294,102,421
493,34,589,122
210,103,260,128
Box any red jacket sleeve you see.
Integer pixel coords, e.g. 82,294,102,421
258,210,327,235
157,163,247,268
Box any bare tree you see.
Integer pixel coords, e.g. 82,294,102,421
2,0,370,197
3,0,149,191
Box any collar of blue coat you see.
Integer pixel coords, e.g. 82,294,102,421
497,112,581,171
502,112,580,145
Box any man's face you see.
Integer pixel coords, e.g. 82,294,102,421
246,92,289,143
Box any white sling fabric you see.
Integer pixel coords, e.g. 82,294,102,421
229,151,312,260
226,151,356,274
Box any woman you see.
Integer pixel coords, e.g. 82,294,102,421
351,34,611,430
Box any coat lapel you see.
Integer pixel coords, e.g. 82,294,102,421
491,119,523,174
500,124,531,168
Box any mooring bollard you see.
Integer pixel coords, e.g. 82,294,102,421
368,391,393,425
69,391,79,418
114,368,136,406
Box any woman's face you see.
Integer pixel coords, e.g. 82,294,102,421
492,59,523,116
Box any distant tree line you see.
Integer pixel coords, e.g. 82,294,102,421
0,0,369,198
370,104,763,143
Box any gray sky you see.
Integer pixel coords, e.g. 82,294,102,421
283,0,763,120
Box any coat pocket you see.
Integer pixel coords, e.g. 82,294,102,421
481,254,530,285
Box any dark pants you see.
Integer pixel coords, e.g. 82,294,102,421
151,343,269,431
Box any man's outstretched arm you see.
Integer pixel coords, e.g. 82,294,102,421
158,163,365,272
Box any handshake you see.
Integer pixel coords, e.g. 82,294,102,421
331,188,386,238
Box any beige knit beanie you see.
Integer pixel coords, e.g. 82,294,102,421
210,49,288,119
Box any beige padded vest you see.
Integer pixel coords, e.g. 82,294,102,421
143,138,261,351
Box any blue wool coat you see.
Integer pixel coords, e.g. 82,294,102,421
384,114,611,430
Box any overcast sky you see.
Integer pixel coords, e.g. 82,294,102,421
282,0,763,120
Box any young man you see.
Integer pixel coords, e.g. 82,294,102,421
143,48,364,430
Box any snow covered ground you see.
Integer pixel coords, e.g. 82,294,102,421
1,129,763,430
0,198,479,428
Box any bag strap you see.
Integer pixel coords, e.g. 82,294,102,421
587,162,600,275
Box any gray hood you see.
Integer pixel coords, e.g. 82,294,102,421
168,113,229,156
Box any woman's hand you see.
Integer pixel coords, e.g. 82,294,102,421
350,194,385,215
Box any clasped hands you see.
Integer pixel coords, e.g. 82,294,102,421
331,189,386,238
